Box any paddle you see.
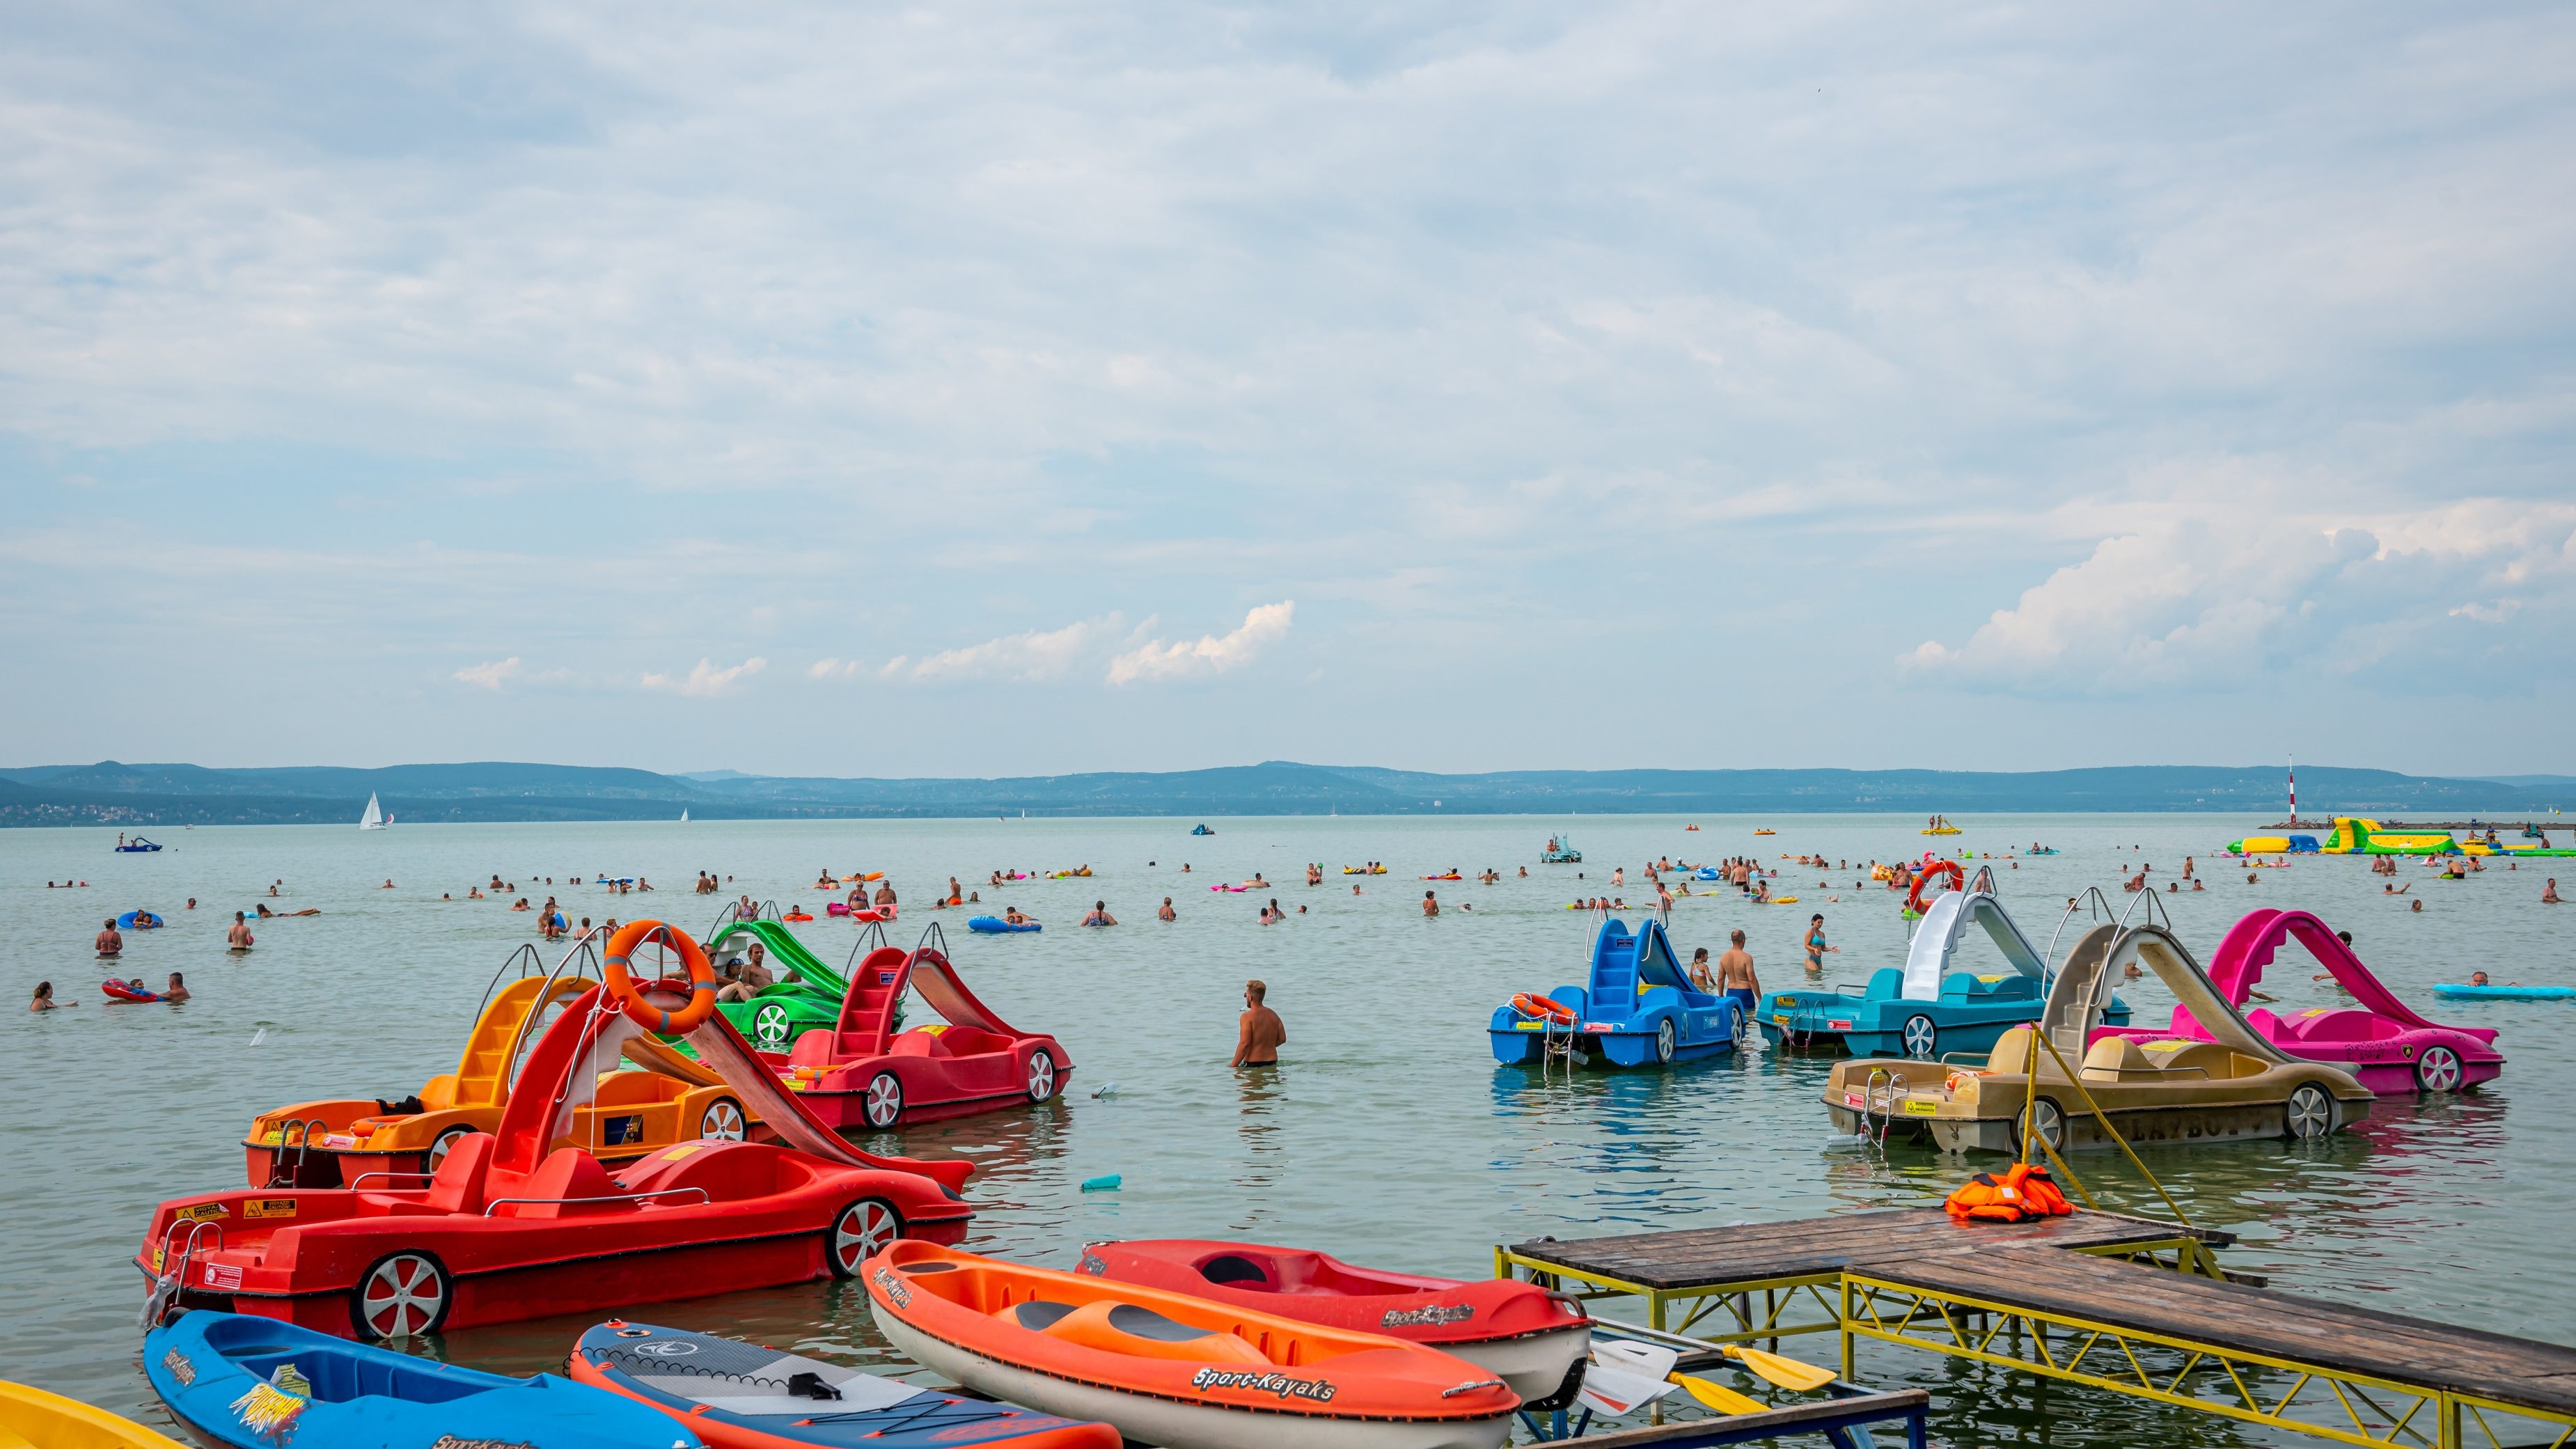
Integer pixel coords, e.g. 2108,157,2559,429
1589,1340,1768,1417
1722,1343,1836,1392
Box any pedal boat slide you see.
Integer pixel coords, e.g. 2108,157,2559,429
780,928,1071,1129
2095,907,2504,1094
246,953,764,1189
703,912,874,1056
1761,872,2129,1060
1075,1238,1590,1410
1490,915,1742,1067
143,920,973,1340
863,1240,1521,1449
1823,916,2374,1153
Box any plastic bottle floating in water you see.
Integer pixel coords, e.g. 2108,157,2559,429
1081,1174,1122,1193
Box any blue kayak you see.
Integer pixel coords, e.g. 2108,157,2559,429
145,1310,699,1449
2433,984,2575,1000
569,1321,1114,1448
968,916,1042,933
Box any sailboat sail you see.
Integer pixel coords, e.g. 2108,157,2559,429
680,808,689,822
359,793,384,829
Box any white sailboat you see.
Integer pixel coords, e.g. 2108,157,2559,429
680,808,689,822
358,793,386,830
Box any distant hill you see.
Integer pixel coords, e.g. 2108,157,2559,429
0,759,2565,827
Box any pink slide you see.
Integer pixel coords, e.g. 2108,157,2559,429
2094,909,2504,1094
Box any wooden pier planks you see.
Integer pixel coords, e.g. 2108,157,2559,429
1862,1246,2576,1416
1509,1207,2232,1291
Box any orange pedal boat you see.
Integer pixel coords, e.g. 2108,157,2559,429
863,1242,1518,1449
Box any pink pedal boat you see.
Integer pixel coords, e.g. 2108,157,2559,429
2094,908,2503,1094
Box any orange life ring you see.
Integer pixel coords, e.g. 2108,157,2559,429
1511,992,1576,1024
602,919,719,1035
1906,860,1965,916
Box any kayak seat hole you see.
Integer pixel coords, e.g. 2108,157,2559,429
1199,1255,1271,1287
1001,1300,1080,1331
1107,1303,1225,1343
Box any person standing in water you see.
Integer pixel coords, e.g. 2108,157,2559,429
1422,890,1440,917
95,918,122,957
228,912,255,951
1804,914,1839,972
162,972,190,1003
1233,980,1285,1068
1716,930,1760,1024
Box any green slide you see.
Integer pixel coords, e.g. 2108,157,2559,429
703,918,854,1054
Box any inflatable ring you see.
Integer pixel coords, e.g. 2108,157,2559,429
602,919,719,1035
1906,860,1966,917
1511,992,1576,1024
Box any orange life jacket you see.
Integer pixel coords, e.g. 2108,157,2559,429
1945,1162,2075,1223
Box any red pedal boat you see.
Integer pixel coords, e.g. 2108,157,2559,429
138,921,973,1340
781,930,1071,1129
1077,1239,1589,1410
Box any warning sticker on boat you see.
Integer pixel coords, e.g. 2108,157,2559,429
176,1204,227,1223
243,1199,297,1220
1903,1099,1939,1115
1843,1091,1866,1109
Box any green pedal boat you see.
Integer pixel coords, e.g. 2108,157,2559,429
702,915,899,1056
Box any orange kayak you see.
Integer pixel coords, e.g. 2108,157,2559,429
862,1242,1517,1449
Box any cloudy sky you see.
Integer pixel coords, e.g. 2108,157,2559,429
5,3,2573,776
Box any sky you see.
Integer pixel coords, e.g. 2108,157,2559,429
4,3,2574,778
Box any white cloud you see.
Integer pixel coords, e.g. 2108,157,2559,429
452,657,521,690
1109,601,1294,684
1904,501,2576,696
643,657,767,696
806,657,863,680
904,617,1122,682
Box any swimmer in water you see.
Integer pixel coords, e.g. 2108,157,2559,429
2545,879,2562,904
162,972,189,1003
1422,891,1439,918
95,918,122,957
1716,930,1759,1027
1158,897,1176,922
228,912,255,950
29,980,71,1010
256,903,320,917
1804,914,1838,972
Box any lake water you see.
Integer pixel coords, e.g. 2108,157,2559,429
6,814,2571,1446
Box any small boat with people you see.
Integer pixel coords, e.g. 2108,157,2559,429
144,1309,694,1449
569,1319,1119,1448
1763,872,2125,1060
1539,833,1581,863
1191,823,1214,836
1492,916,1743,1067
1075,1238,1591,1409
864,1242,1521,1449
116,835,165,853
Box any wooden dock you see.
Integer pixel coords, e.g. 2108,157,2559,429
1501,1208,2576,1448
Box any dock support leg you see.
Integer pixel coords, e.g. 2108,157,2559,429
2438,1395,2460,1449
1907,1406,1929,1449
1839,1276,1855,1381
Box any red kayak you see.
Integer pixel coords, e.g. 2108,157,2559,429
1077,1239,1589,1410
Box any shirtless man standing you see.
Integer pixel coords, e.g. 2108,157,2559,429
1716,930,1760,1026
1233,980,1285,1068
227,911,255,951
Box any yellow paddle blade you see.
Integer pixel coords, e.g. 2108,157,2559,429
1667,1372,1768,1416
1725,1343,1837,1391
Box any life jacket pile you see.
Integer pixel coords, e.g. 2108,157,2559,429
1944,1162,2074,1223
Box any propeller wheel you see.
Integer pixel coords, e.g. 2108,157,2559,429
2286,1083,2337,1139
863,1072,904,1129
2415,1046,2464,1093
752,1003,792,1049
698,1097,746,1141
1026,1050,1058,1103
1654,1018,1676,1064
826,1197,902,1278
1901,1015,1938,1060
425,1126,472,1175
352,1252,450,1340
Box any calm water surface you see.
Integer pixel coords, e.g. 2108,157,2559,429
6,815,2570,1446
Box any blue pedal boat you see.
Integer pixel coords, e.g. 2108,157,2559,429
144,1310,699,1449
1758,878,2128,1060
1492,916,1743,1066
